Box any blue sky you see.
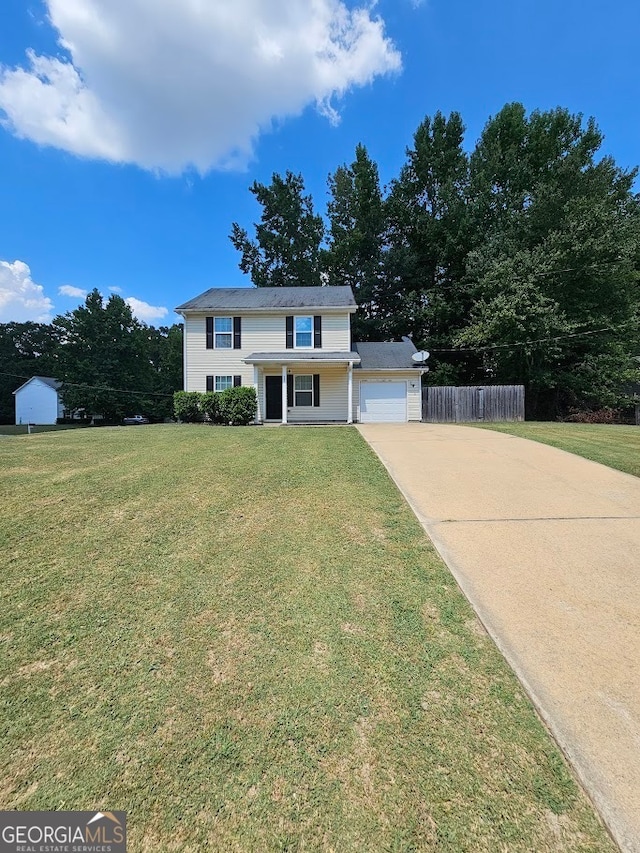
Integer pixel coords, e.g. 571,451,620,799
0,0,638,326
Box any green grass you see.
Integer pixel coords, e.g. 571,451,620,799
0,423,89,435
469,421,640,478
0,426,613,852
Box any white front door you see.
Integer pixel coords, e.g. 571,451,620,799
360,382,407,423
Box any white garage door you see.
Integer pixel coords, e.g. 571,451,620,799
360,382,407,423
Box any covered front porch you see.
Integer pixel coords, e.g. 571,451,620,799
244,351,360,424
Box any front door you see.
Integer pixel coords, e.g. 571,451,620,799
265,376,282,420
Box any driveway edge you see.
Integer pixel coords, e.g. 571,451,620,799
361,435,627,852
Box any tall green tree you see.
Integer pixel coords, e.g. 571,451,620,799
53,290,156,420
226,104,640,416
460,104,640,415
0,322,61,422
385,111,470,367
324,144,386,339
143,323,184,418
230,171,325,287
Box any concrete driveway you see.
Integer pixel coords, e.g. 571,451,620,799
358,423,640,853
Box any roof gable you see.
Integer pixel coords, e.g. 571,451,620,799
13,375,62,394
176,286,356,312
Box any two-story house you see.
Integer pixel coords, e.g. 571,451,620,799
175,286,425,423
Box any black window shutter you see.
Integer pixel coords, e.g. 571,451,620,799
314,316,322,349
233,317,241,349
313,374,320,407
206,317,214,349
286,316,294,349
287,375,293,407
206,375,214,392
233,375,242,387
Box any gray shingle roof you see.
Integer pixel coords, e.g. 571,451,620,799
176,286,356,311
13,375,62,394
37,376,62,390
353,338,418,369
244,351,360,363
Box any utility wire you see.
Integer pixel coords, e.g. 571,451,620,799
2,318,637,386
0,371,175,397
2,309,637,387
430,320,637,354
394,259,636,293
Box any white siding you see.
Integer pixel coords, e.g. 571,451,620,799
183,311,352,392
14,380,61,424
353,372,422,422
408,380,422,421
183,314,250,391
257,366,349,422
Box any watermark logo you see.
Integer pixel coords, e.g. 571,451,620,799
0,810,126,853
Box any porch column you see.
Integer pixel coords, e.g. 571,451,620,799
347,361,353,424
282,365,288,425
253,365,261,423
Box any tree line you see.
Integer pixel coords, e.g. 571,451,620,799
0,290,182,422
2,102,638,422
231,103,640,418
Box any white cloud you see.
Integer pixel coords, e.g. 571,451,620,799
59,284,87,298
0,0,401,174
125,296,168,323
0,260,54,322
109,285,123,293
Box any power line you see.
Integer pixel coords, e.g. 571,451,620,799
514,261,624,278
0,371,175,397
396,259,636,293
430,321,637,354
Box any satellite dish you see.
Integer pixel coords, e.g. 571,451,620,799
412,350,430,363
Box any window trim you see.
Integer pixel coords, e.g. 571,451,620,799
293,374,314,407
294,316,313,349
214,317,233,349
215,375,233,392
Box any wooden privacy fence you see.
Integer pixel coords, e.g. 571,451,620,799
422,385,525,423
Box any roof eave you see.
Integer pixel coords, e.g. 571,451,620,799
244,355,361,365
175,305,357,314
355,366,422,371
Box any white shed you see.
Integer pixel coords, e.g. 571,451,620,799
13,376,64,425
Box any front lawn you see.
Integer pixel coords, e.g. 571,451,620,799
0,423,89,435
470,421,640,478
0,426,613,851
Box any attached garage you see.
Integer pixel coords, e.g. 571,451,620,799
353,340,425,423
360,381,408,423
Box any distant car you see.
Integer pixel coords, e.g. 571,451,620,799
123,414,150,425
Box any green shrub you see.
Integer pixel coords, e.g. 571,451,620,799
217,386,257,425
173,391,204,422
201,392,219,423
173,387,256,425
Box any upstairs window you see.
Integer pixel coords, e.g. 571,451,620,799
295,316,313,348
214,317,232,348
